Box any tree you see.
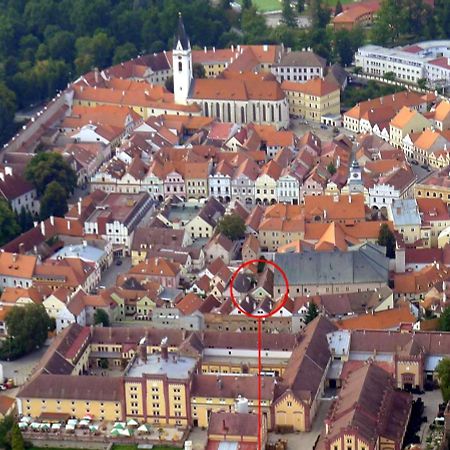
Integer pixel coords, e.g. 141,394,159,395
327,162,337,175
436,357,450,402
40,181,69,220
384,71,396,81
305,301,319,324
377,223,396,258
370,0,403,46
0,415,14,449
216,214,246,241
193,62,206,79
94,308,110,327
281,0,298,28
439,307,450,332
417,78,427,90
241,0,252,9
17,207,34,233
11,424,24,450
113,42,137,65
0,304,52,360
335,0,343,16
241,6,269,44
0,82,17,145
309,0,331,29
297,0,304,13
25,152,76,196
0,200,20,247
165,76,174,93
98,357,109,369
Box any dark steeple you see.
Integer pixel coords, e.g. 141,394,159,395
174,12,190,51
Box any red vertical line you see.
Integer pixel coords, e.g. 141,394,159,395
258,318,262,450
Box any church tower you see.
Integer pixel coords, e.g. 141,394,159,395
173,13,192,105
348,160,363,193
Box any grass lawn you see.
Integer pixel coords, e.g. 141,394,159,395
238,0,282,12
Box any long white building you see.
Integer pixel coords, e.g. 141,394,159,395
355,40,450,88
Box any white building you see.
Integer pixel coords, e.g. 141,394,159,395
355,40,450,88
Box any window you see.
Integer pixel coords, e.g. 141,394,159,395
178,62,182,72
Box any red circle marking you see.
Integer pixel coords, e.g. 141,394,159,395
229,259,289,319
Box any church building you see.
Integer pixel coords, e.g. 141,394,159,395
173,14,290,130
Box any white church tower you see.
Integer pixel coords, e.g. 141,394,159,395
173,13,192,105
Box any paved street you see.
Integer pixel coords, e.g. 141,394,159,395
416,389,443,444
1,346,47,386
99,256,132,288
268,398,332,449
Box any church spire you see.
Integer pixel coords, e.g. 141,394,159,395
174,12,190,51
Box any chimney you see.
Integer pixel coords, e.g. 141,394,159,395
325,418,331,435
94,67,99,84
77,198,82,216
83,240,87,247
50,215,55,226
204,46,207,53
263,44,268,52
0,172,4,182
161,337,169,361
348,195,352,203
18,243,25,255
12,253,18,262
40,221,45,236
323,209,327,219
67,220,71,231
4,166,12,176
139,337,147,363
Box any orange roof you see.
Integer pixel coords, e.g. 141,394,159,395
0,287,44,305
176,293,203,315
303,194,366,222
413,128,447,150
281,78,339,96
390,106,423,128
0,396,15,415
394,263,450,294
337,301,416,330
0,252,36,279
333,4,373,24
129,257,180,278
434,100,450,122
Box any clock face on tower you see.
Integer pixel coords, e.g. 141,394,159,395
353,173,359,178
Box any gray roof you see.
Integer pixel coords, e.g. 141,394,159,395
389,199,421,226
274,243,389,287
274,51,327,68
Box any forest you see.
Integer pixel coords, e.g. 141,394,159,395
0,0,449,145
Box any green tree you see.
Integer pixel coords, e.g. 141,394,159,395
377,223,396,259
0,83,17,145
25,152,76,196
417,78,427,90
98,357,109,369
436,357,450,402
0,415,14,449
241,6,269,44
1,304,52,360
384,71,396,81
0,200,20,247
297,0,304,13
11,424,24,450
370,0,403,45
193,62,206,79
17,207,34,233
113,42,137,65
327,162,337,175
94,308,110,327
439,307,450,332
335,0,343,16
165,76,174,93
241,0,252,9
305,301,319,324
434,0,450,38
40,181,69,219
281,0,298,28
309,0,331,29
216,214,246,241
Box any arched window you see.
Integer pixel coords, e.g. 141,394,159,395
263,105,266,122
278,104,282,122
271,104,274,122
216,102,220,118
205,103,209,116
253,104,257,121
240,106,245,123
227,103,231,121
178,62,182,72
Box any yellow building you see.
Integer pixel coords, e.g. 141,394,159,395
281,78,340,122
415,166,450,205
389,106,431,148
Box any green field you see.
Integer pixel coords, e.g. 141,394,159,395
239,0,359,12
238,0,282,12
